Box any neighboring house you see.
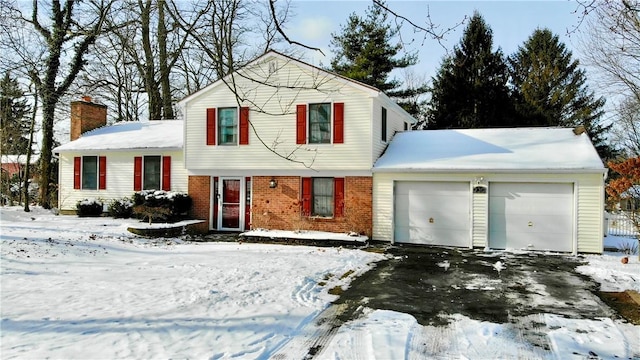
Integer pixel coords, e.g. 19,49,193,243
372,127,607,254
179,50,415,235
619,185,640,212
54,98,187,214
1,154,39,179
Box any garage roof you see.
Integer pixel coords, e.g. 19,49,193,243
373,127,605,173
54,120,183,152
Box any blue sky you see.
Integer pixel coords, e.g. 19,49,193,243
287,1,586,81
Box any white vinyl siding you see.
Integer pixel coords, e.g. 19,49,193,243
472,189,488,248
371,98,410,162
576,177,605,253
373,172,604,253
184,59,375,172
57,150,187,212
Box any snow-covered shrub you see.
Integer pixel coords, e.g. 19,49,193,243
131,190,192,222
76,198,104,217
108,197,134,218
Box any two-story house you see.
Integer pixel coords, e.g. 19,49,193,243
179,51,414,236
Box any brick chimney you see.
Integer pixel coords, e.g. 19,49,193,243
70,96,107,141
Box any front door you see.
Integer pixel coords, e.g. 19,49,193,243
219,178,242,230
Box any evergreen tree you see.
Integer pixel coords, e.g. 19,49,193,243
428,12,512,129
508,29,616,160
0,73,30,155
329,1,428,117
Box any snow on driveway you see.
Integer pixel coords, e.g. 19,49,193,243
1,206,639,359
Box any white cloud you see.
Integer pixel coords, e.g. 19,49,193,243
295,16,334,42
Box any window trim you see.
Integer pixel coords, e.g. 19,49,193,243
81,155,98,190
308,102,332,145
217,107,239,146
142,155,162,190
311,177,334,217
381,107,388,143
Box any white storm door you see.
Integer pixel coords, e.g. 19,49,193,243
218,178,243,231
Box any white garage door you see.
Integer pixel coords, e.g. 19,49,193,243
489,183,574,252
394,181,470,246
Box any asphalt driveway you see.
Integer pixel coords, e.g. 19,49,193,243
333,245,615,326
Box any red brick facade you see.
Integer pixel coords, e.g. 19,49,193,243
188,176,211,233
187,175,373,236
70,98,107,141
251,176,373,237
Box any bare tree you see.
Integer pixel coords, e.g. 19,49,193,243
0,0,114,209
580,0,640,155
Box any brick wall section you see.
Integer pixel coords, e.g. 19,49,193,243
70,100,107,141
188,176,211,233
251,176,373,237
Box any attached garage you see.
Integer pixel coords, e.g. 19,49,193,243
372,128,607,254
488,182,573,252
394,181,470,246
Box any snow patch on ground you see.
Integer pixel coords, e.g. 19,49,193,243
1,206,639,359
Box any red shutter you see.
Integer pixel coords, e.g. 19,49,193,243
73,157,81,189
296,104,307,144
213,176,219,229
206,108,216,145
333,102,344,144
98,156,107,190
244,176,251,230
334,177,344,217
239,107,249,145
162,156,171,191
301,177,311,216
133,156,142,191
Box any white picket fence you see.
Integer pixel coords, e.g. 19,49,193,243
605,212,639,237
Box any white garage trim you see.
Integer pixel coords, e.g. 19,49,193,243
488,182,575,253
393,181,472,247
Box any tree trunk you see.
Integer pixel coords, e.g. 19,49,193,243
158,0,174,120
140,0,162,120
23,87,38,212
38,96,57,209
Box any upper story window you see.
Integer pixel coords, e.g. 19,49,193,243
381,107,387,142
218,107,238,145
309,103,331,144
296,103,344,145
206,107,249,146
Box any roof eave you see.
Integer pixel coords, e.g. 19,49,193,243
372,167,607,174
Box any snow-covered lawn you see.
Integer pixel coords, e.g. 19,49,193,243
1,206,639,359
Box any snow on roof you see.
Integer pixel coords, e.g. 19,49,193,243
54,120,183,152
374,127,605,172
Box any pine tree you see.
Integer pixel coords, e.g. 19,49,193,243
428,12,512,129
0,73,30,155
330,1,428,117
508,29,616,159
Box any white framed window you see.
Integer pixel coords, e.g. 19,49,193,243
218,107,238,145
82,156,98,190
309,103,331,144
312,177,334,217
